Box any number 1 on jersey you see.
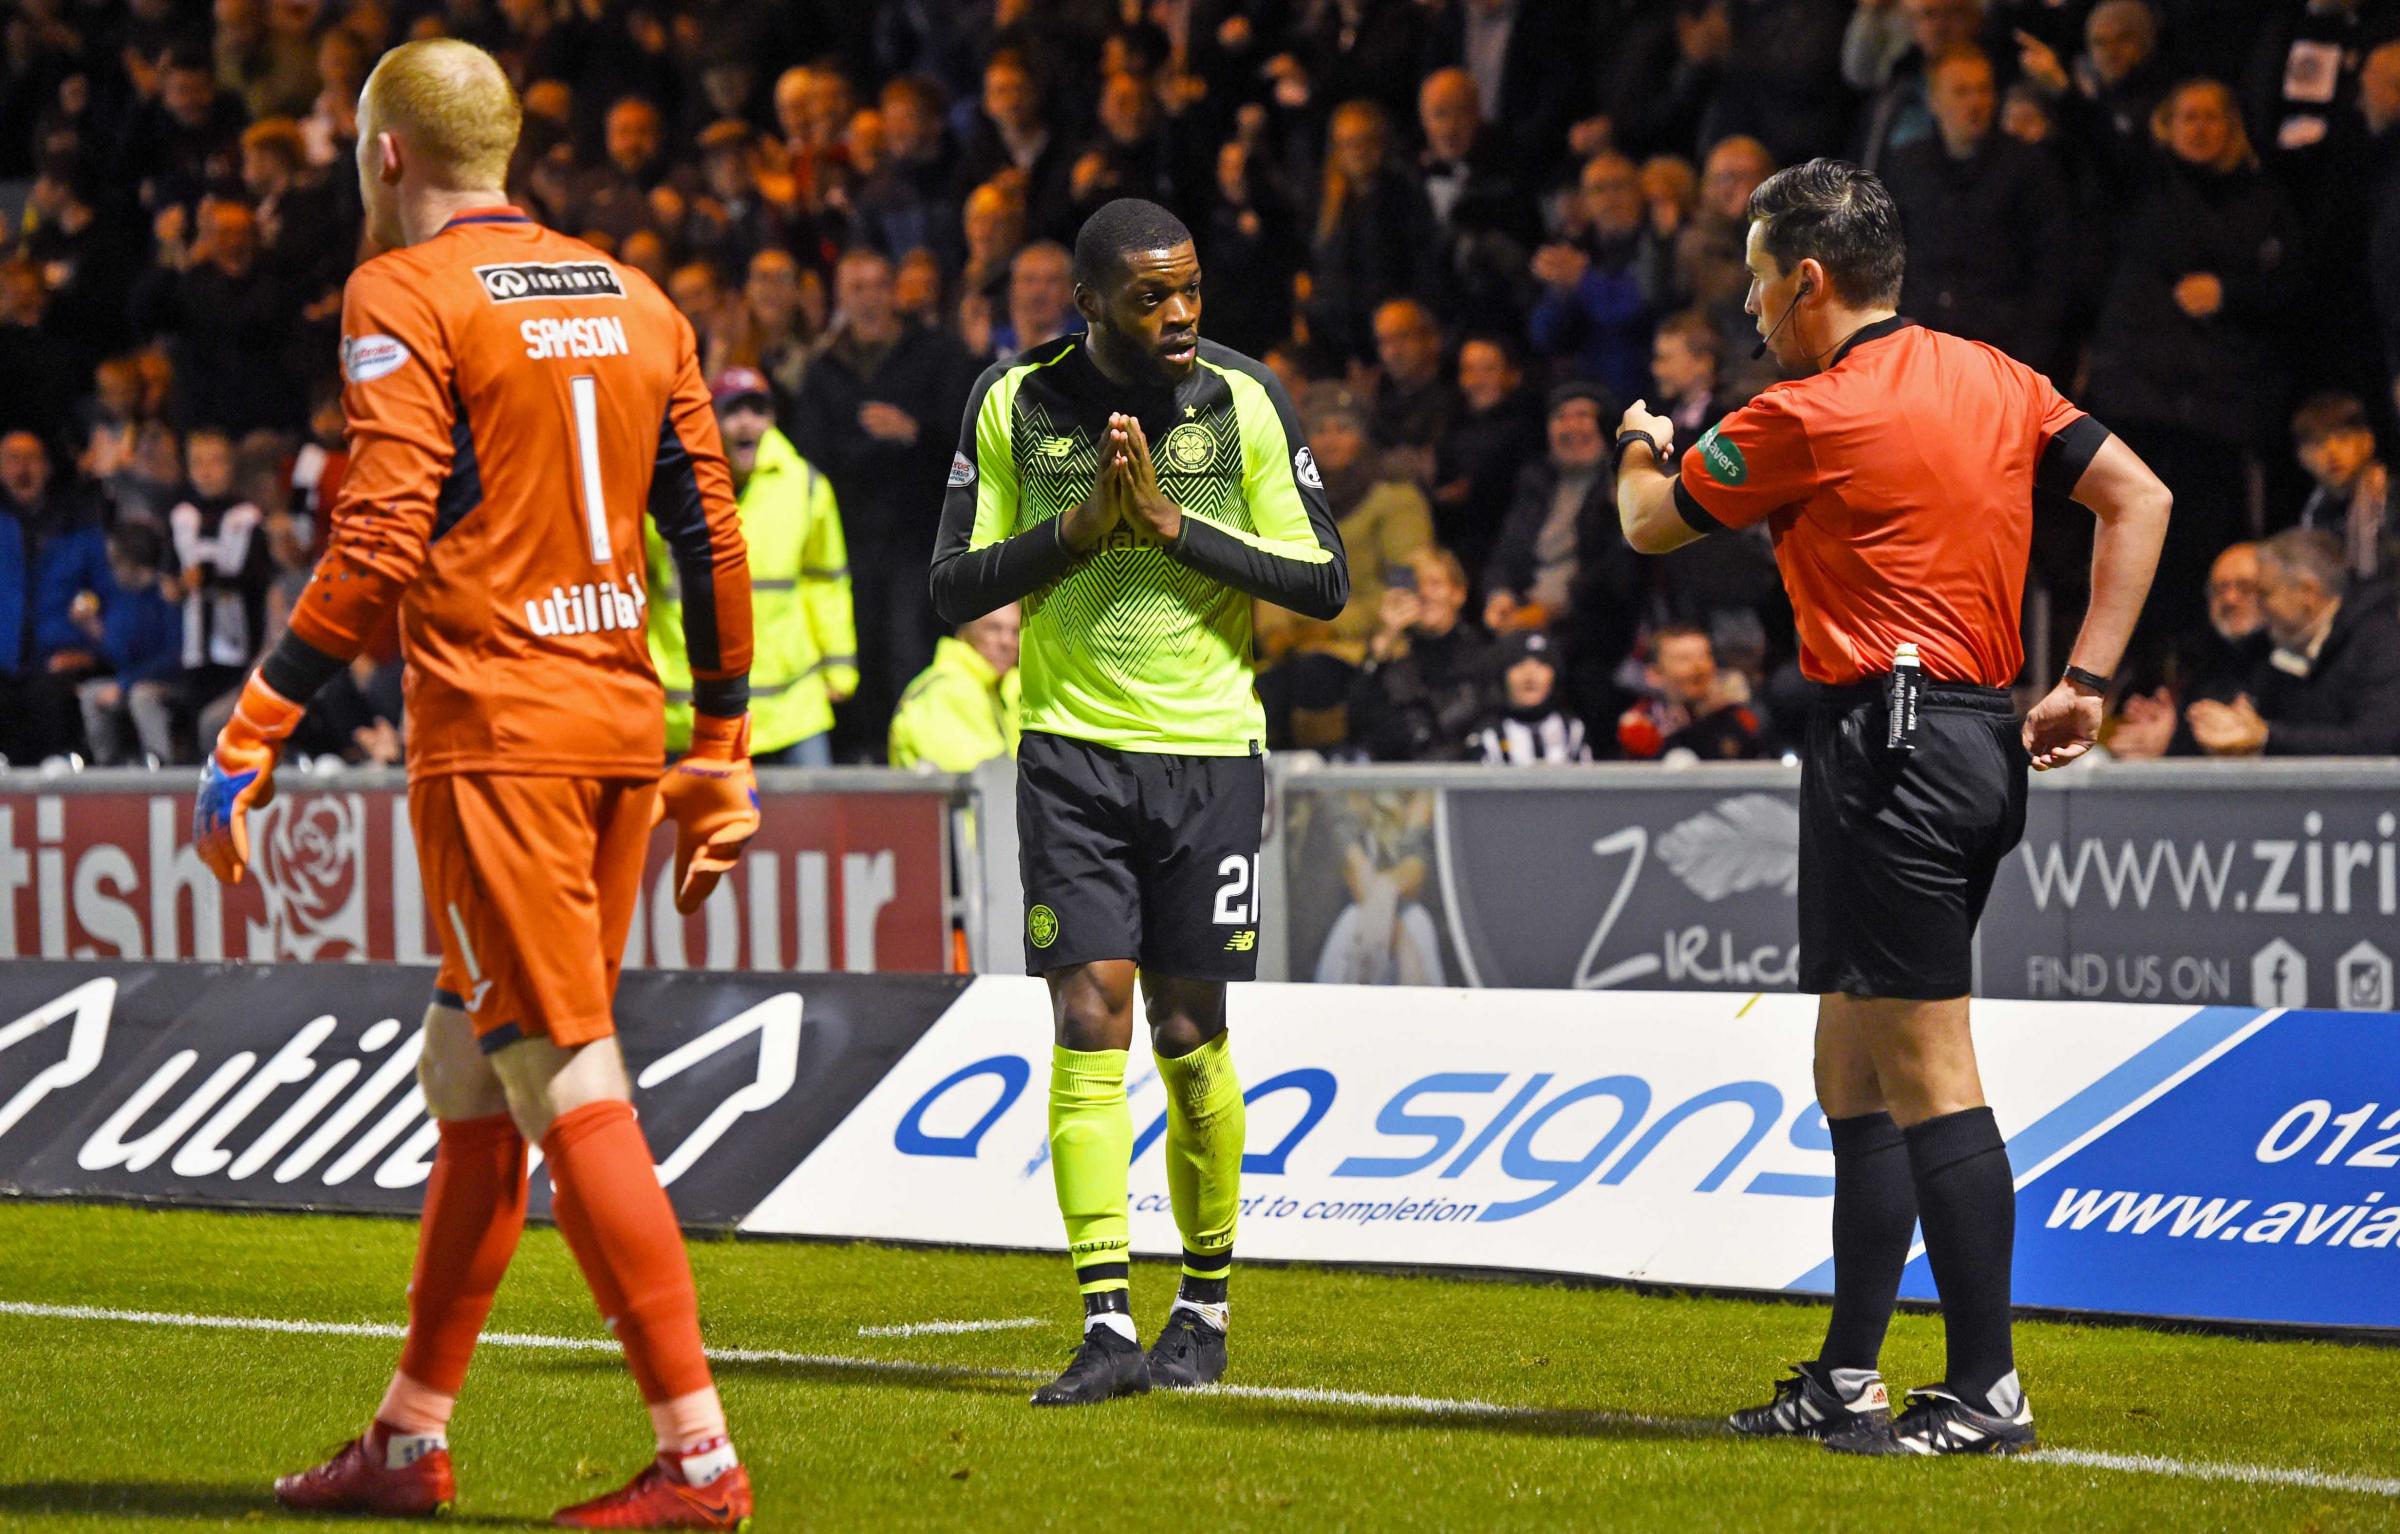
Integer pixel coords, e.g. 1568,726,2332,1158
568,374,612,564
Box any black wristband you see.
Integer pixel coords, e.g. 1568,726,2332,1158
2063,664,2110,693
1614,429,1664,469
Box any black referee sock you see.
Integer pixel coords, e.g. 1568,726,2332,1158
1814,1111,1917,1375
1904,1106,2017,1412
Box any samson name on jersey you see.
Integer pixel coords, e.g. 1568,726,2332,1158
928,335,1347,755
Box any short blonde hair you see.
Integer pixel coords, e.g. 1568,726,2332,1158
361,39,521,190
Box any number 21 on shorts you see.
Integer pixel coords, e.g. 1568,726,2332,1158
1213,854,1259,925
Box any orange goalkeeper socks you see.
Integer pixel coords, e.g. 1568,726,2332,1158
542,1099,719,1437
384,1113,529,1431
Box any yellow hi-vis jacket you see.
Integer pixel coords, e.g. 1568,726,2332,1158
647,427,857,754
888,636,1020,771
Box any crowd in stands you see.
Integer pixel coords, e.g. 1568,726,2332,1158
4,0,2399,771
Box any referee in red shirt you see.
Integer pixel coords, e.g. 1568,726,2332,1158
1615,160,2170,1456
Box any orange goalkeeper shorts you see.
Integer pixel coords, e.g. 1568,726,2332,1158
409,773,657,1053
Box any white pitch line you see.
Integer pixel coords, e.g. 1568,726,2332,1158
2027,1449,2400,1499
857,1317,1049,1338
4,1300,2395,1500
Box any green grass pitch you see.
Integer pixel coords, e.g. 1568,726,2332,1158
3,1201,2397,1531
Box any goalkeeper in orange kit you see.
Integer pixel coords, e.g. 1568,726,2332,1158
192,39,758,1530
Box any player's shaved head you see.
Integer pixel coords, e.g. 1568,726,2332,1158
359,39,521,192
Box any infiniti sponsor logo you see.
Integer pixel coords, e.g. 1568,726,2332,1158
474,260,628,304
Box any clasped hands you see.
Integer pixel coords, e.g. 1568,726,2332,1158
1061,413,1183,553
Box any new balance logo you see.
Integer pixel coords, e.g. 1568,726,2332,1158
1038,435,1075,458
1223,931,1256,953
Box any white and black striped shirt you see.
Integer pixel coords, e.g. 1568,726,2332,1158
1471,710,1592,765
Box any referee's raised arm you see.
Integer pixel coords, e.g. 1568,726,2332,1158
1620,158,2171,1458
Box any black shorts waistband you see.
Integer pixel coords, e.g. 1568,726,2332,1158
1805,676,2015,716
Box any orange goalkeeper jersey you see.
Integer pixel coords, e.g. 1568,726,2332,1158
288,206,751,779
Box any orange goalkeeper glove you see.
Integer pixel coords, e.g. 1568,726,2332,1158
655,711,760,914
192,671,307,884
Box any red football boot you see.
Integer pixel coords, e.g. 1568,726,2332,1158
551,1454,752,1530
274,1422,456,1516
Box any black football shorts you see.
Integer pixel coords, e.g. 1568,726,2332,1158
1797,678,2028,999
1015,730,1266,980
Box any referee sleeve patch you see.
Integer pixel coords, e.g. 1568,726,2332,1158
2037,414,2110,498
1673,476,1728,536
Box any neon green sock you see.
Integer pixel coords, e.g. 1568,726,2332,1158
1156,1030,1243,1287
1048,1046,1131,1297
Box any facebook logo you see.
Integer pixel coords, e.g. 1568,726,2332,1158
2250,939,2308,1008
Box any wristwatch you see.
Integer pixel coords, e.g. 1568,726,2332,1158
2063,664,2110,694
1614,428,1665,468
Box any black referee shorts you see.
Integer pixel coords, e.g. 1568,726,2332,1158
1016,730,1266,980
1797,678,2028,1000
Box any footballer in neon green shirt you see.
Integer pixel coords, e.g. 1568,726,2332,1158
931,197,1348,1407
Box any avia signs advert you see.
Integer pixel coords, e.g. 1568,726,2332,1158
741,980,2393,1330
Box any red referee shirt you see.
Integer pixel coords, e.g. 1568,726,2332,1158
1673,317,2107,687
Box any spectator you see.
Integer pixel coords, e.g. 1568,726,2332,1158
649,368,856,768
0,261,80,445
772,65,857,219
893,247,946,328
1415,67,1538,335
1472,628,1593,763
1484,381,1640,728
129,198,300,435
22,162,145,362
2290,392,2397,591
1615,624,1769,761
1646,312,1782,647
955,51,1073,241
1674,134,1778,394
98,421,184,530
1347,547,1502,762
732,248,818,410
668,259,738,378
0,429,111,763
1882,46,2077,377
570,94,667,243
788,247,968,760
1068,69,1186,223
113,44,247,222
1426,0,1589,172
1529,150,1670,405
1650,308,1732,438
1200,136,1300,361
2014,0,2175,195
214,0,319,120
683,120,793,281
1255,384,1432,741
1432,333,1544,577
2086,77,2304,654
1703,0,1856,168
74,522,184,765
958,178,1026,309
2241,0,2398,176
240,116,349,308
888,604,1022,772
1305,101,1439,366
977,240,1078,361
164,426,272,753
1369,298,1456,482
2110,540,2271,759
853,76,959,269
2187,528,2400,755
1843,0,1990,172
